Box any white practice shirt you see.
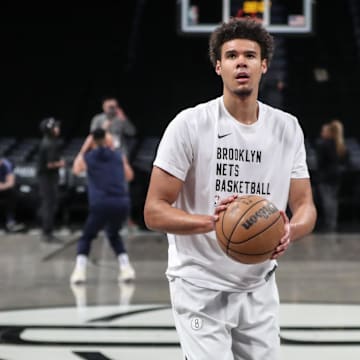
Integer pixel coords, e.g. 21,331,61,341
154,96,309,291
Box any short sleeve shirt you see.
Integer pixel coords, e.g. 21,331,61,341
154,97,309,292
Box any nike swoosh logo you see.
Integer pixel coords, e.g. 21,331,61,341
218,133,232,139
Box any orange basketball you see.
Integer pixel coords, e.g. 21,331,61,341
215,195,285,264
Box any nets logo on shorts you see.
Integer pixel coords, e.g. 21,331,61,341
191,317,203,330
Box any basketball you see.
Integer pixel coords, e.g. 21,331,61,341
215,195,285,264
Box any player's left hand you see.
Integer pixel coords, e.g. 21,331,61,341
270,211,290,259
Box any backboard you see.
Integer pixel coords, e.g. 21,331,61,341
178,0,314,35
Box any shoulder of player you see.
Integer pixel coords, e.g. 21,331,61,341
262,102,301,131
173,97,219,126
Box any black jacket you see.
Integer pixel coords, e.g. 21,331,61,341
36,136,62,176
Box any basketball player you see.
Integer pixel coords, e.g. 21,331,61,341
70,128,135,284
144,19,317,359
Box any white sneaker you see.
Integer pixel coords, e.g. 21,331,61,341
70,284,87,307
70,266,86,284
119,282,136,305
118,263,136,282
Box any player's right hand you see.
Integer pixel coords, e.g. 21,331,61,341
214,194,238,217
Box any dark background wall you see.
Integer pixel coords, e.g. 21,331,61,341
0,0,359,140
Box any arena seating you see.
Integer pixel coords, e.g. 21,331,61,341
0,136,160,228
0,136,359,229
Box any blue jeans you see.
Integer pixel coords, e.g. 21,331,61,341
77,198,130,256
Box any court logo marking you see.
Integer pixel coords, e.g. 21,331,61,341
0,304,360,359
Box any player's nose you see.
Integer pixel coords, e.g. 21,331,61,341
236,56,247,68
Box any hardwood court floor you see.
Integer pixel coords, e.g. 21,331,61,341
0,228,359,359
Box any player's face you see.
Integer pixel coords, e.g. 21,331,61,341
215,38,267,98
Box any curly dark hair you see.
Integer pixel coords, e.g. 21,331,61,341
209,18,274,68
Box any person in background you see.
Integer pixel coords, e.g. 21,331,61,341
90,96,137,157
70,128,135,284
91,96,138,230
0,157,25,233
91,96,139,231
316,119,347,232
37,117,65,243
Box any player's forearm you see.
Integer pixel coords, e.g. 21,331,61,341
144,200,215,235
289,203,317,242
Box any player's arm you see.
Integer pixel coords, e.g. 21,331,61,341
144,166,217,235
287,178,317,241
271,178,316,259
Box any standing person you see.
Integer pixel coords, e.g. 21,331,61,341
37,117,65,243
90,96,137,156
0,157,25,232
70,128,135,284
91,96,138,230
144,18,316,360
316,119,347,232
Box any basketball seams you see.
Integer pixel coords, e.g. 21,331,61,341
220,198,268,255
216,195,284,264
220,209,231,255
229,213,283,245
227,199,268,242
227,215,283,256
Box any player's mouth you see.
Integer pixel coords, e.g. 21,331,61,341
235,72,250,83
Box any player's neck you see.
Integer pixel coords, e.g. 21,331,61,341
223,92,259,125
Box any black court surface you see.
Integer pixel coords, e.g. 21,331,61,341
0,228,360,359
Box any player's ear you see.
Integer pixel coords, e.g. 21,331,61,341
215,60,222,76
261,59,268,74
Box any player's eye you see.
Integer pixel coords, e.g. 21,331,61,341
226,52,237,59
